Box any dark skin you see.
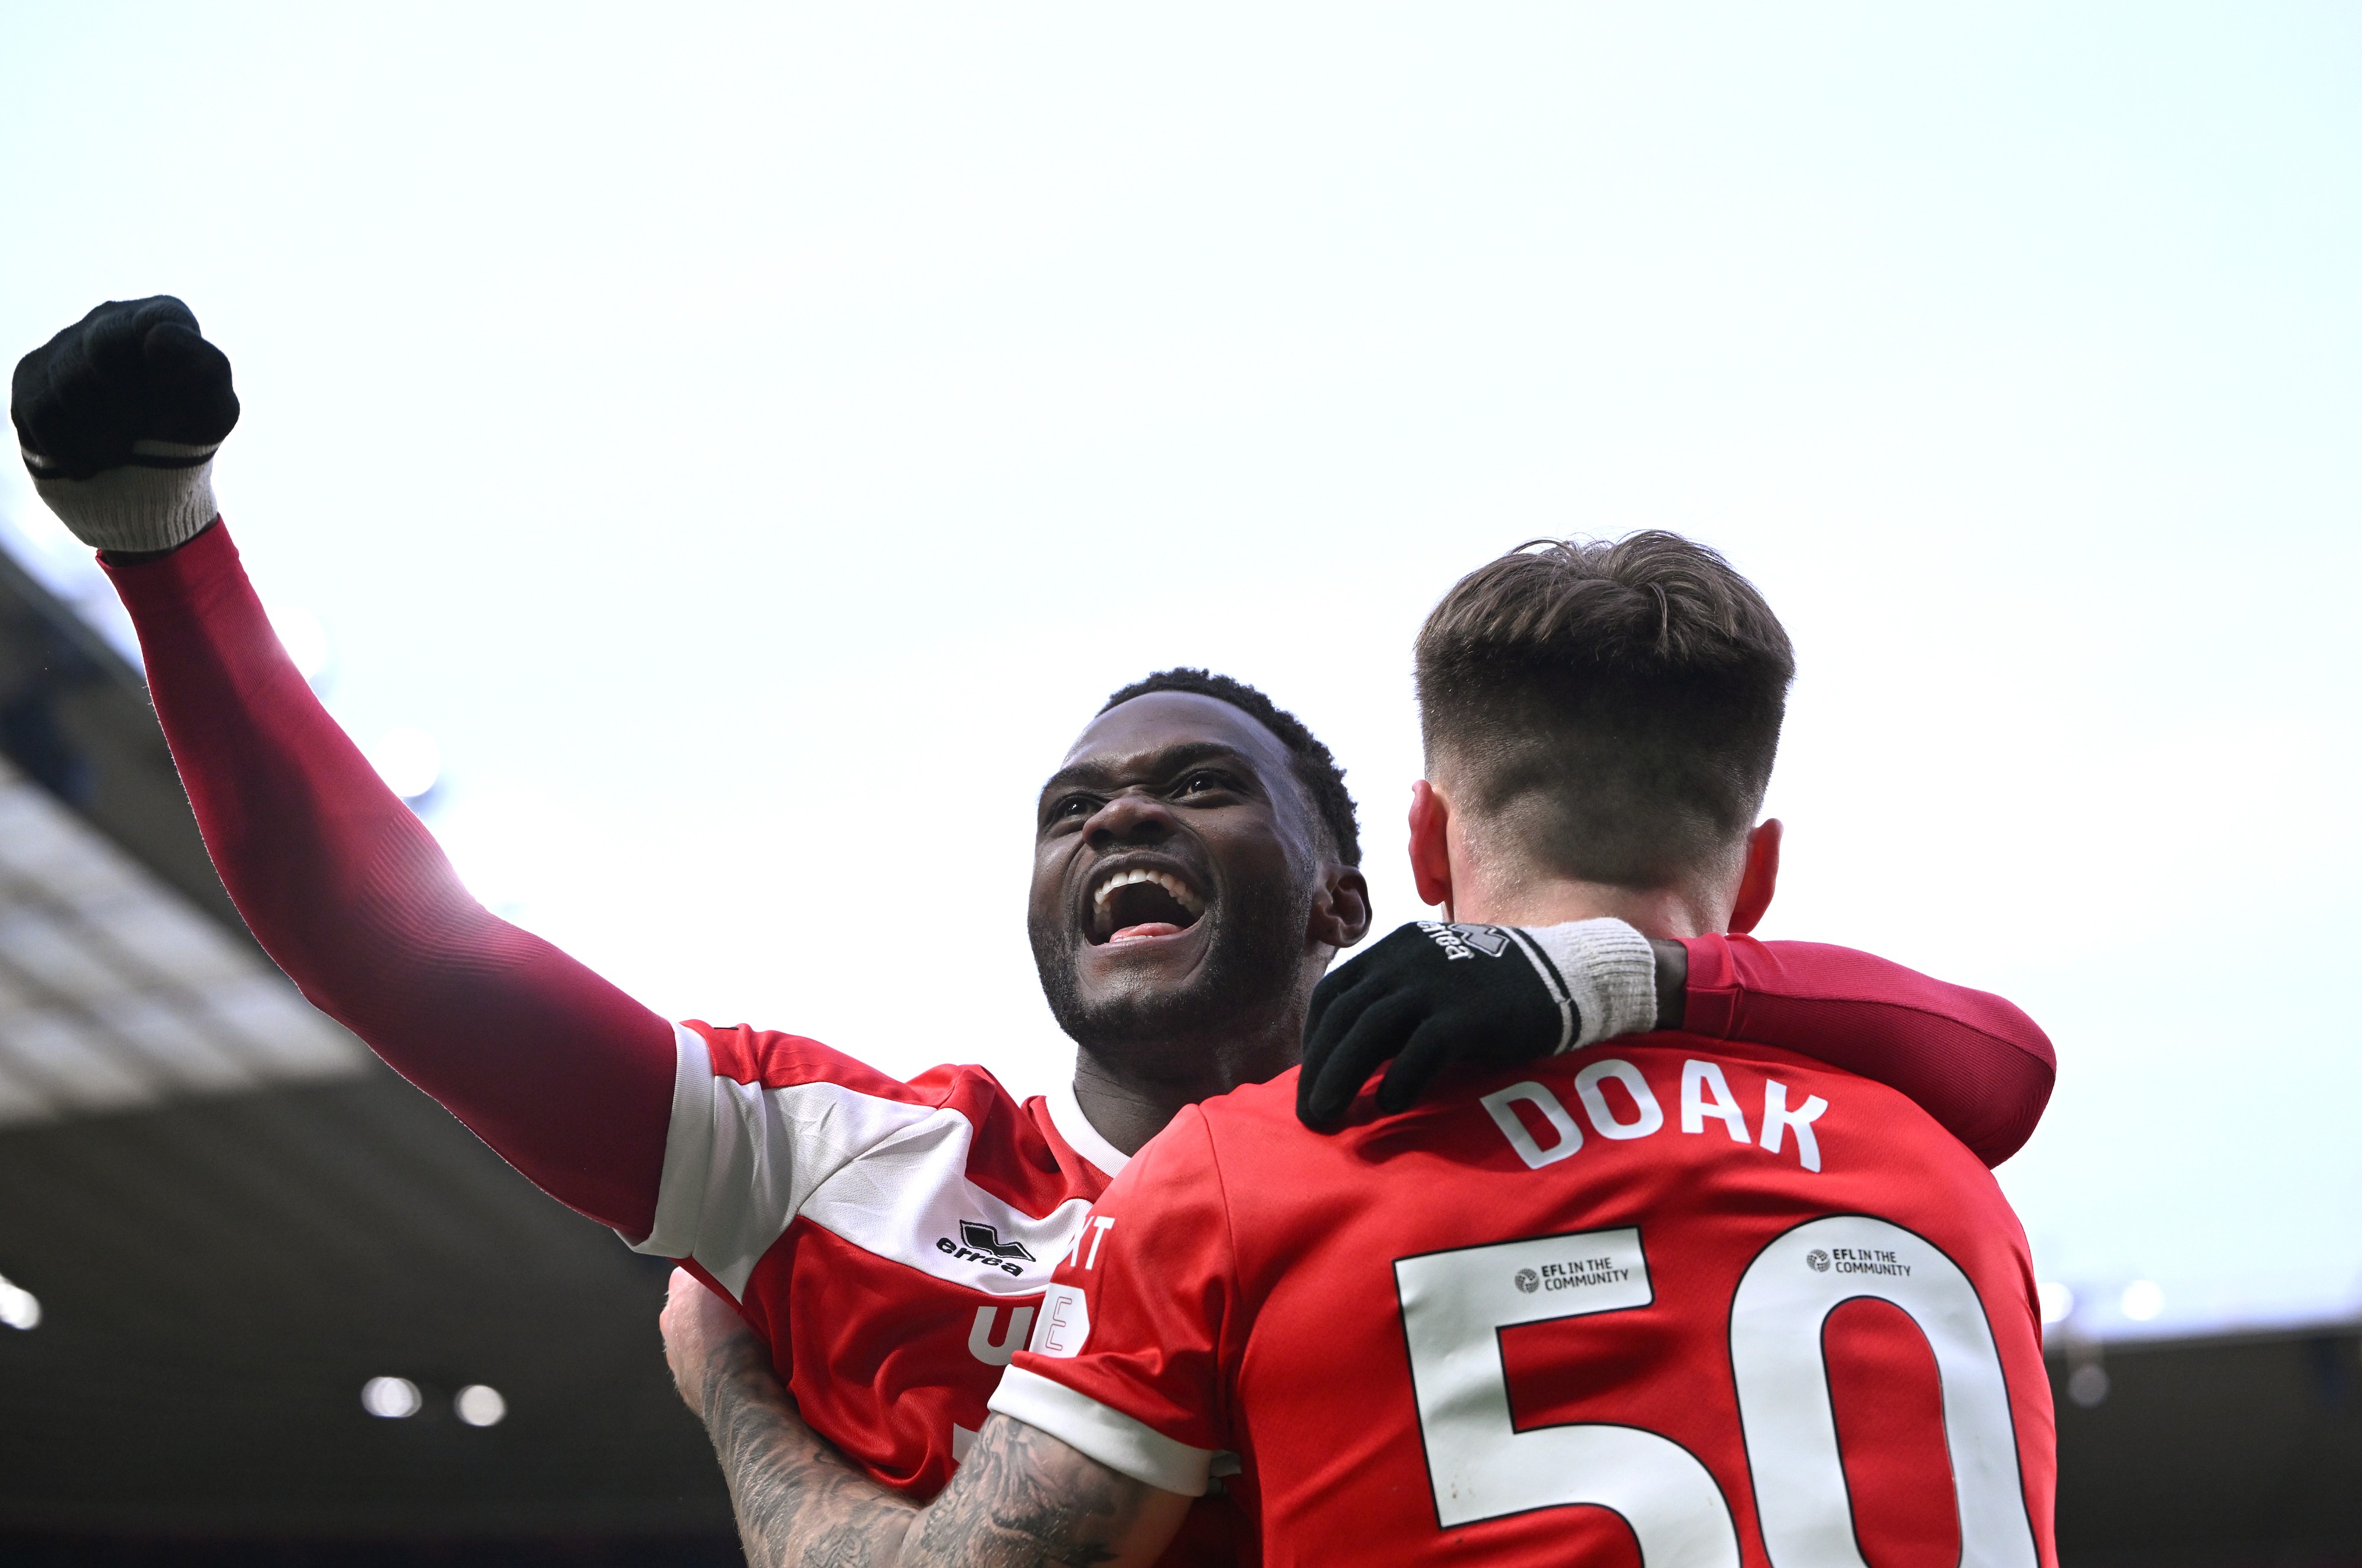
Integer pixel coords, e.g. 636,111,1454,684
1030,691,1372,1154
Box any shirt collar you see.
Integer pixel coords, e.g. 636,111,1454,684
1048,1077,1131,1179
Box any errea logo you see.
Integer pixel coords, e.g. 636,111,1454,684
936,1220,1036,1277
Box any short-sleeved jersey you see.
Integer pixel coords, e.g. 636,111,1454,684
632,1021,1128,1492
994,1039,2059,1568
623,1022,1262,1568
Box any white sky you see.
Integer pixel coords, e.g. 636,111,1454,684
4,4,2358,1341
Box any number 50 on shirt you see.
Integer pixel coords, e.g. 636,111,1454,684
1395,1217,2043,1568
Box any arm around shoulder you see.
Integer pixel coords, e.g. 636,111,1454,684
1676,933,2056,1165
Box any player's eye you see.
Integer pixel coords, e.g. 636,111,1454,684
1177,771,1231,798
1051,795,1096,822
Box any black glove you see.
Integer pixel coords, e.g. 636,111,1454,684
12,296,239,553
1297,917,1660,1129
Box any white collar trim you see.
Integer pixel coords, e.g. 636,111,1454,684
1049,1079,1131,1178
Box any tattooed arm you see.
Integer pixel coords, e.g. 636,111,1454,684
661,1270,1192,1568
663,1271,917,1567
901,1415,1189,1568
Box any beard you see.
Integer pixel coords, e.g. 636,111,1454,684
1031,878,1312,1074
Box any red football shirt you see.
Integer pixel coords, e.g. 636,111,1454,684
995,1039,2058,1568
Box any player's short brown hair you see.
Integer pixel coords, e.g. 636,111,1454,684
1415,533,1795,890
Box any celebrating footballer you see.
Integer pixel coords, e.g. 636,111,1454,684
15,298,2058,1568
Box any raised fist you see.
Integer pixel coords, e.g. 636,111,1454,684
12,296,239,554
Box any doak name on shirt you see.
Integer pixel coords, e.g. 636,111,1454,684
1481,1056,1831,1174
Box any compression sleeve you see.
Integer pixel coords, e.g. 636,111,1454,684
1681,935,2056,1167
102,520,677,1237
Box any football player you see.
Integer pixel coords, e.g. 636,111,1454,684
17,300,2052,1558
654,535,2058,1568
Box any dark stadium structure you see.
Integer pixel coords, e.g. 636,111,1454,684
0,540,737,1563
0,536,2357,1565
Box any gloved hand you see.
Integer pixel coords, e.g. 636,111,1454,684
1297,917,1662,1129
12,296,240,554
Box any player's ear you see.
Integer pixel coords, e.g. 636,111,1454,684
1408,780,1454,914
1309,865,1372,951
1727,818,1782,935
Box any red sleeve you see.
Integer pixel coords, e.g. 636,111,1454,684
1679,935,2056,1167
102,521,676,1236
992,1107,1237,1495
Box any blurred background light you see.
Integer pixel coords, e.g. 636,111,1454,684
2120,1280,2165,1322
364,727,441,802
2067,1364,2110,1409
454,1384,506,1427
360,1376,421,1419
0,1270,40,1330
264,601,331,684
2037,1280,2074,1327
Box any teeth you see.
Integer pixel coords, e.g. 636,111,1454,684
1091,867,1205,916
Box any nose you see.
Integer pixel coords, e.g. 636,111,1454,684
1084,789,1177,850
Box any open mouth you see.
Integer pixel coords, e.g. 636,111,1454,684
1088,865,1208,945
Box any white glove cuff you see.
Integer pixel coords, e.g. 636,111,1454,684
26,440,221,554
1518,917,1659,1052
